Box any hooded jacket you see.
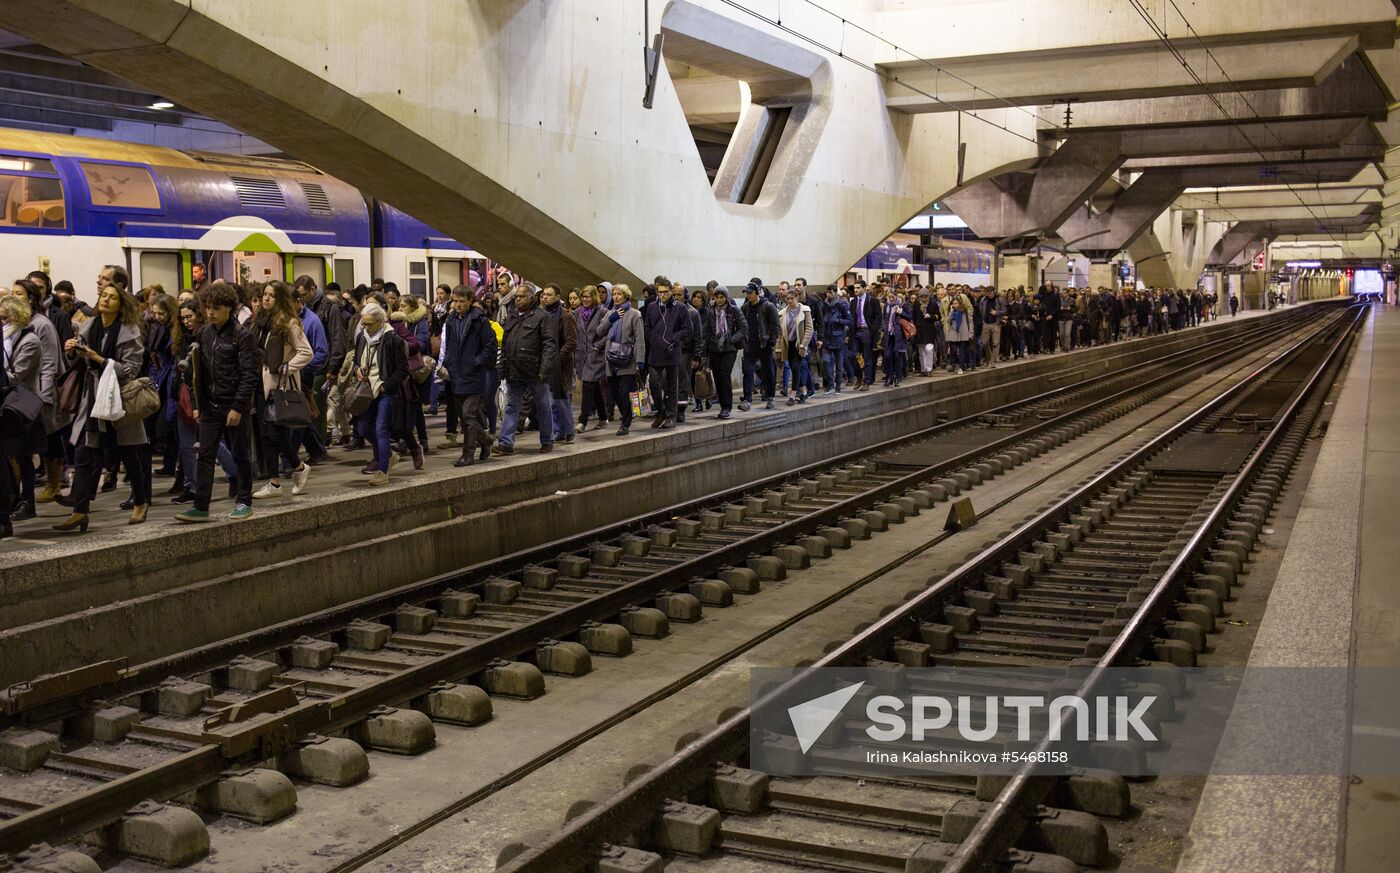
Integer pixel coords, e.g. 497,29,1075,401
441,306,496,395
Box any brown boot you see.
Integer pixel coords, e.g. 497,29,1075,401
36,459,63,503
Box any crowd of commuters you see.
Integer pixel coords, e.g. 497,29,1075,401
0,264,1225,537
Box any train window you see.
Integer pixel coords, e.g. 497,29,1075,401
333,258,355,288
407,259,428,298
0,172,65,228
81,162,160,210
292,255,324,283
138,251,181,292
0,156,56,174
435,259,462,288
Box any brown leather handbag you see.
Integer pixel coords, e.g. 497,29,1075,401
56,360,84,417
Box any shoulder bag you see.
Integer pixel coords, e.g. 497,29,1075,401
265,370,311,428
115,376,160,429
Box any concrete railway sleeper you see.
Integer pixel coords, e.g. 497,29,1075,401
0,305,1346,869
488,304,1367,873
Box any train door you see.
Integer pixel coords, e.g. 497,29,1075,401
433,258,462,290
230,251,282,285
133,250,181,293
291,254,326,285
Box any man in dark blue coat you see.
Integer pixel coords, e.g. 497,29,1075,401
441,286,497,466
820,284,850,393
740,282,780,410
642,276,691,428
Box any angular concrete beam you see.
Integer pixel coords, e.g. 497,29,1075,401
1175,160,1375,188
1114,117,1371,158
1059,170,1185,253
869,0,1395,63
884,36,1361,112
1176,186,1382,210
1210,222,1271,264
1200,202,1377,221
1038,55,1388,131
944,133,1122,239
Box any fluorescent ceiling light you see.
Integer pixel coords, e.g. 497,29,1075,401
150,100,175,110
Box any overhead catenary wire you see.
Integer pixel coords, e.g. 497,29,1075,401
1123,0,1348,249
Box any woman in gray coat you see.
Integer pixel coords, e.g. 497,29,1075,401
13,278,70,505
1,295,45,520
53,284,149,531
595,283,646,436
574,285,609,430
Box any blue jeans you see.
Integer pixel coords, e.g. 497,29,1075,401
824,344,845,391
178,416,236,493
357,395,394,472
485,369,500,432
500,379,554,449
856,329,877,384
551,392,575,439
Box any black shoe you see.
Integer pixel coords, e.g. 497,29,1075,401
765,399,776,410
676,412,686,424
9,499,35,522
718,409,731,419
99,472,117,493
120,497,136,511
155,465,177,478
480,443,492,461
564,433,576,443
55,492,75,508
166,481,183,495
171,491,196,505
539,443,553,453
650,416,664,429
305,453,330,466
453,455,474,468
617,425,630,436
659,418,675,430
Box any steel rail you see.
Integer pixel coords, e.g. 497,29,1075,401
939,301,1369,873
492,306,1359,873
1,307,1319,729
0,307,1335,857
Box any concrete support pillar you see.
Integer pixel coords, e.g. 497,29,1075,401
997,254,1037,291
1089,262,1117,290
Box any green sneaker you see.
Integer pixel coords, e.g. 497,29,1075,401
229,503,253,520
174,508,210,524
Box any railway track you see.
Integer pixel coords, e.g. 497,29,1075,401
0,304,1344,870
490,302,1367,873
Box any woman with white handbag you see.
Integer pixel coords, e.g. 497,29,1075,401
53,283,148,531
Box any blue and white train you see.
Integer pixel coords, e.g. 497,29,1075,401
848,234,995,288
0,128,492,302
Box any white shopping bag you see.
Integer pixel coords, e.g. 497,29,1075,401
90,359,126,422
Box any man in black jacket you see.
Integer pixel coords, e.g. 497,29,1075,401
702,285,746,418
740,282,780,410
177,282,258,523
495,283,558,454
642,277,692,428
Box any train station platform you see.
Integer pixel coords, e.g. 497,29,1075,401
0,307,1289,687
1176,301,1398,873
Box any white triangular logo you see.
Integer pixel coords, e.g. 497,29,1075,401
787,682,865,754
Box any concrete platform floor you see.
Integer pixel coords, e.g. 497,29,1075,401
1176,301,1400,873
0,308,1274,559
